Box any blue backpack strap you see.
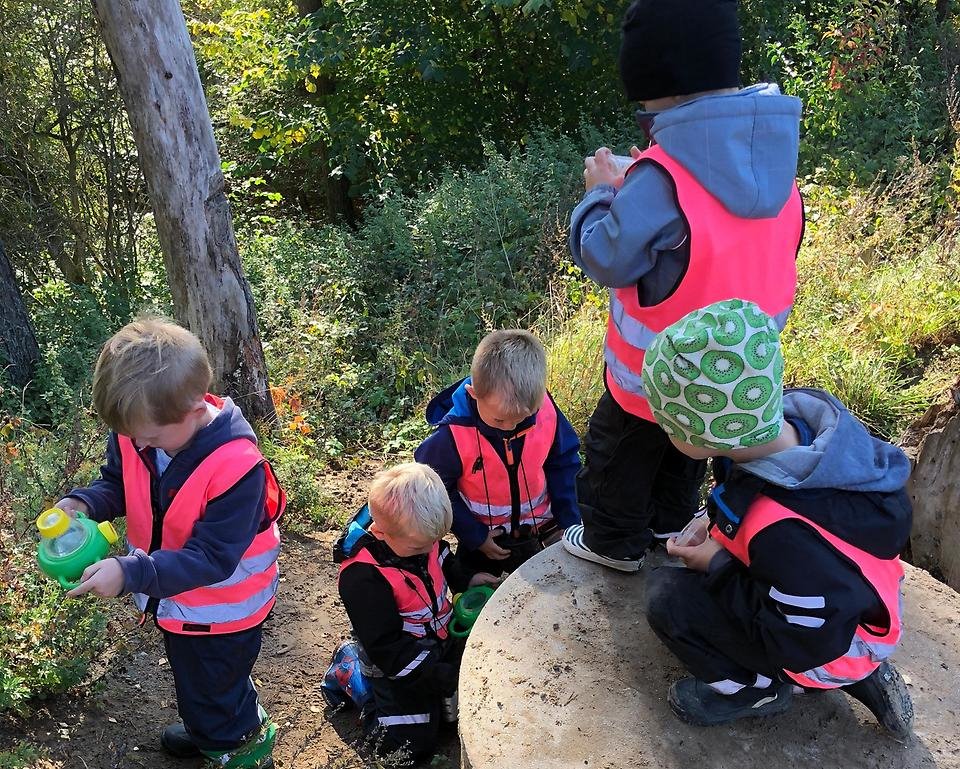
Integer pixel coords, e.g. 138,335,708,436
333,504,373,563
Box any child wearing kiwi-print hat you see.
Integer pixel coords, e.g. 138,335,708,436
643,299,914,740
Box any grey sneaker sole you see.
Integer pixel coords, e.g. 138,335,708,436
562,525,642,572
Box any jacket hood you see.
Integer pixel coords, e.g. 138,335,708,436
173,395,258,465
425,378,475,427
645,83,802,218
737,389,911,558
424,377,537,438
741,389,911,493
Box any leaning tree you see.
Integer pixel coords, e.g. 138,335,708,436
89,0,275,421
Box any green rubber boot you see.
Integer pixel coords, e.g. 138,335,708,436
201,706,277,769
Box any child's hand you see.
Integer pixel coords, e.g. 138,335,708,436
478,529,511,561
666,534,723,573
584,146,640,191
468,572,502,588
66,558,125,599
54,497,89,518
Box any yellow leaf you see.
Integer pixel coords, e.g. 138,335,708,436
252,127,268,139
305,79,317,93
310,63,321,78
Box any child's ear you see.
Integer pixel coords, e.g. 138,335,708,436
465,383,476,400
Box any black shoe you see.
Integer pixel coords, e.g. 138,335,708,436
160,723,202,758
842,661,914,740
667,678,793,726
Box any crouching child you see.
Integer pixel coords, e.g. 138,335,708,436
642,300,914,739
331,463,498,763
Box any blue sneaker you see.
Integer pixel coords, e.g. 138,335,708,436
321,641,372,710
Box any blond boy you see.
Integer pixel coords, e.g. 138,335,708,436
57,317,282,769
336,463,497,762
415,330,581,575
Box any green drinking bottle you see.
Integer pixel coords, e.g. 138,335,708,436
36,508,120,590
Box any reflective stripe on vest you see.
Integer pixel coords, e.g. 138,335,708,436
119,420,284,636
448,395,558,532
340,542,453,640
604,144,802,420
711,495,903,689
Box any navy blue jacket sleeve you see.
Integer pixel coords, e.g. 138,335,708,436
66,433,126,522
543,403,581,529
415,427,489,551
115,465,267,598
704,521,882,674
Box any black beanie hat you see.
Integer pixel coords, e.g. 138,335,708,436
618,0,742,103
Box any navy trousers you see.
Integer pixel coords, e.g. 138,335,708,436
162,625,263,752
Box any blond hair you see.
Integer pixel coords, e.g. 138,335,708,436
470,329,547,414
368,463,452,540
92,317,212,435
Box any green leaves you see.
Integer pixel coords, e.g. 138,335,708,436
185,0,625,214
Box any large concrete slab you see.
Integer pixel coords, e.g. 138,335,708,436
460,545,960,769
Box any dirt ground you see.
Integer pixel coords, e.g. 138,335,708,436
5,460,960,769
0,461,460,769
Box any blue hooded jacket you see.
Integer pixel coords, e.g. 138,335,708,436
66,397,270,599
414,378,581,550
569,83,803,304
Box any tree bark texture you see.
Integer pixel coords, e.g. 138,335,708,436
89,0,275,421
901,380,960,591
0,239,41,391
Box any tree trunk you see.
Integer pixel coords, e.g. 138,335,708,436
298,4,355,225
89,0,275,421
0,239,41,392
900,380,960,591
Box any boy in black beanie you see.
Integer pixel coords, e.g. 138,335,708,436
563,0,805,574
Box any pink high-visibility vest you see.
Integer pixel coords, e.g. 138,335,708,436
448,395,557,532
120,420,284,635
340,542,453,640
712,495,903,689
604,144,802,420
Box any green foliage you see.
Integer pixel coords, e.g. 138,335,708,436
542,300,605,436
740,0,953,183
186,0,626,210
243,130,591,454
783,163,960,437
0,0,145,296
0,415,110,715
0,544,107,714
0,744,41,769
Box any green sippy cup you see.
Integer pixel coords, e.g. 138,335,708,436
35,508,120,590
448,585,496,639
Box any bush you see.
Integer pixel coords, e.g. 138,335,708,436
242,130,597,457
784,160,960,438
741,0,953,184
0,414,110,715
